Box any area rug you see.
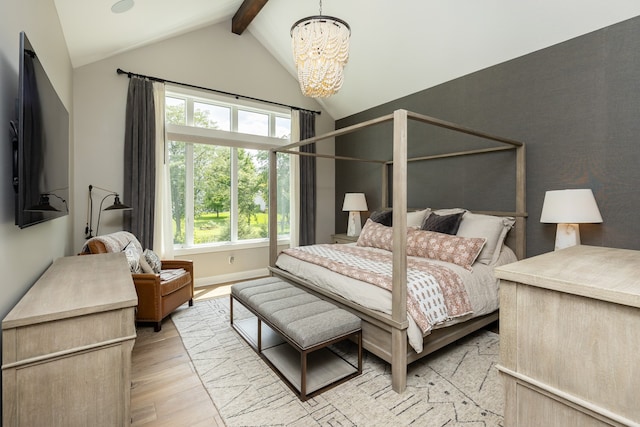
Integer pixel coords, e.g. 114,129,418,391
172,297,504,427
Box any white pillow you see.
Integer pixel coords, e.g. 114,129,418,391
456,212,515,265
433,208,466,215
407,208,431,228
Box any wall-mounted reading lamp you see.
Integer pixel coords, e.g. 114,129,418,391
85,184,132,238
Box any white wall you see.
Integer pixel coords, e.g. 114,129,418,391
73,21,335,284
0,1,73,319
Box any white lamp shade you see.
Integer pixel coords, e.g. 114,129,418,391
540,189,603,224
342,193,368,212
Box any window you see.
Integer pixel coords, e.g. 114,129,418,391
165,88,292,250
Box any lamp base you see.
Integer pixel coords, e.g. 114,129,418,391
554,223,580,251
346,211,362,237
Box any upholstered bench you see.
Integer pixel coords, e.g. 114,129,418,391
230,277,362,401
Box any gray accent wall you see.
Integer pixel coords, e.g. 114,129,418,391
336,15,640,257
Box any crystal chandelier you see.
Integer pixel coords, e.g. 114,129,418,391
290,0,351,98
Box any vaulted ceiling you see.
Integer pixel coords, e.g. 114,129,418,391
54,0,640,119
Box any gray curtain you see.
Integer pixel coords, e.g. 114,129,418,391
299,110,316,246
123,77,156,249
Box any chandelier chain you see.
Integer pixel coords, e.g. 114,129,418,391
319,0,322,15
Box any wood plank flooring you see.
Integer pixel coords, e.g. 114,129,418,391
130,284,232,426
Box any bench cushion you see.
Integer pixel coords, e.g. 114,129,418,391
232,278,361,350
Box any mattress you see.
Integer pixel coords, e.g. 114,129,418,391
275,244,517,353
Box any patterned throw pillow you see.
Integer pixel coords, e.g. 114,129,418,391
356,219,393,252
407,228,486,270
143,249,162,274
138,254,155,274
124,246,141,273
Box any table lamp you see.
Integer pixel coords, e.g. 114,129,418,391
342,193,368,237
540,189,602,250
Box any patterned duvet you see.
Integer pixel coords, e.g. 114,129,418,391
282,244,473,334
276,243,516,353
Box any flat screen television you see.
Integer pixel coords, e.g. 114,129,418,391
10,31,70,228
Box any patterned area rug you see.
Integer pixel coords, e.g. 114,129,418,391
172,297,504,427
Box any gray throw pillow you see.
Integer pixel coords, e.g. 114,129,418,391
421,212,464,235
369,209,393,227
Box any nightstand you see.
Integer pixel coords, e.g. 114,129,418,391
331,233,358,244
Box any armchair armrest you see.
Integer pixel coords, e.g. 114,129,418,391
132,272,160,283
160,259,193,281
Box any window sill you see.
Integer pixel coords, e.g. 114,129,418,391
174,238,290,256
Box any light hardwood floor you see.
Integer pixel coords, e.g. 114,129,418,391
130,284,232,426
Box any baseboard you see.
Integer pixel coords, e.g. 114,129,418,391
194,268,269,288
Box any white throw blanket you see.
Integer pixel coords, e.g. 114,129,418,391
81,231,143,254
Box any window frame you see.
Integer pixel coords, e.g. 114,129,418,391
165,86,293,254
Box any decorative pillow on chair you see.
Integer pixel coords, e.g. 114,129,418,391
124,246,141,273
143,249,162,274
138,255,155,274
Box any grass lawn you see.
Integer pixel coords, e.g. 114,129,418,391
174,211,289,244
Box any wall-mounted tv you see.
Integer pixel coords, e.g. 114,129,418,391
10,31,70,228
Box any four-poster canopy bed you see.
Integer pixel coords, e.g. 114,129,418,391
267,109,527,393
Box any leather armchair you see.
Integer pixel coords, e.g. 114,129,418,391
82,232,194,331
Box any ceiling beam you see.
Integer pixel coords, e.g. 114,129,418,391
232,0,269,35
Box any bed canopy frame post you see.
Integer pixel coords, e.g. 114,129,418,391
515,145,526,260
381,164,389,209
391,109,409,392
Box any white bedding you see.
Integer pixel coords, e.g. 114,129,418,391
275,244,517,353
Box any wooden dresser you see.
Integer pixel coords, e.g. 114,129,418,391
495,245,640,427
2,253,137,426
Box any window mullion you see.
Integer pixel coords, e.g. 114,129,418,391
231,147,238,242
186,99,194,126
231,106,238,133
185,143,195,246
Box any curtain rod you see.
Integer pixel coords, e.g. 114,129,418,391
116,68,321,116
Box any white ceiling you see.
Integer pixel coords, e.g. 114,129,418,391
55,0,640,119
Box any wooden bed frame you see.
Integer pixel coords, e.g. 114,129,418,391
267,109,527,393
